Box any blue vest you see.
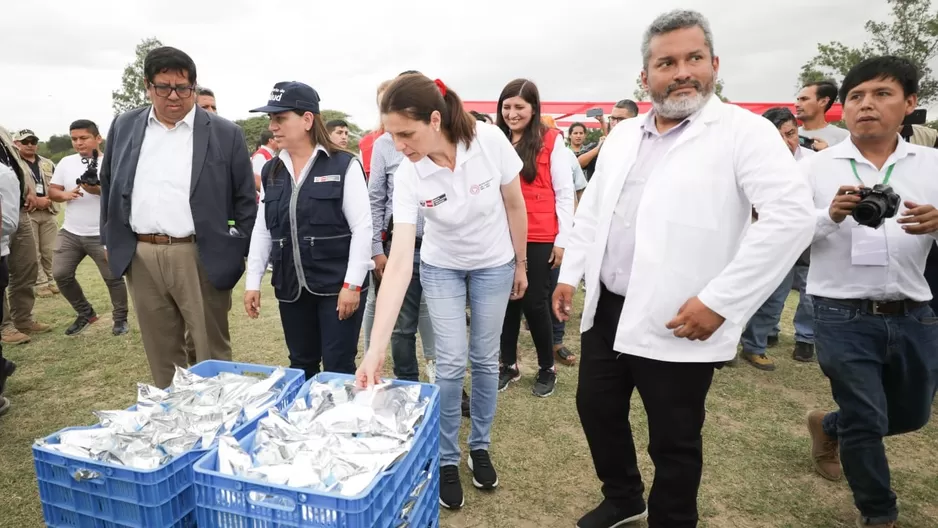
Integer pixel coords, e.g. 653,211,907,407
261,150,365,301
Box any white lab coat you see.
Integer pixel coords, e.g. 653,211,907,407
558,96,815,363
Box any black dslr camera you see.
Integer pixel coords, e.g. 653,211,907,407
851,184,901,229
77,149,100,187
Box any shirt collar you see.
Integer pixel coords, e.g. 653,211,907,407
829,134,915,169
413,136,479,179
640,106,699,138
147,105,197,130
277,144,330,162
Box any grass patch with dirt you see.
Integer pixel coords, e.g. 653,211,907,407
0,262,936,527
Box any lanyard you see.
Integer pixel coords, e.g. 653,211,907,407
849,159,894,186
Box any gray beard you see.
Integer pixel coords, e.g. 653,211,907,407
651,84,714,120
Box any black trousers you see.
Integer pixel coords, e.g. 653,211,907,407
500,242,555,370
577,285,717,528
278,289,364,379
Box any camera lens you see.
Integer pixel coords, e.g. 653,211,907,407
853,195,887,227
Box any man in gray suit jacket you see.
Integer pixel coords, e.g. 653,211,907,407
100,46,256,388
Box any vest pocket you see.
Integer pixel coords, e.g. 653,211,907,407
303,234,352,260
263,184,284,229
306,182,344,226
269,237,287,289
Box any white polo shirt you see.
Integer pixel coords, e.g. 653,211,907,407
393,123,522,270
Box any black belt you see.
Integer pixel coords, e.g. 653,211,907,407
414,237,422,250
816,296,927,316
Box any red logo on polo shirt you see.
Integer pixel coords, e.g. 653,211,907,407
471,178,493,196
420,194,448,208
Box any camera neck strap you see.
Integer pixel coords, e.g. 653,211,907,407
850,159,895,186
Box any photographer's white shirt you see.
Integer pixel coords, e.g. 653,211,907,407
51,153,104,237
806,136,938,301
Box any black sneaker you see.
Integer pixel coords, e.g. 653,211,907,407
461,388,471,418
65,315,98,336
793,341,816,362
467,449,498,490
532,367,556,398
577,499,648,528
767,335,780,348
112,320,129,336
439,465,464,510
497,364,520,392
0,359,16,395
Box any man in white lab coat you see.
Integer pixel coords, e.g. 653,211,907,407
553,9,815,528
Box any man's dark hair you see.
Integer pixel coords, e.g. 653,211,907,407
568,122,587,136
258,130,274,148
839,56,920,104
144,46,197,86
802,80,839,112
197,87,214,97
614,99,640,116
398,70,421,76
69,119,100,137
469,110,489,122
326,119,349,133
761,107,797,130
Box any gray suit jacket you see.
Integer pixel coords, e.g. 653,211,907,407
100,106,257,290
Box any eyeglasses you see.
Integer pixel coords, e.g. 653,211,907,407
608,116,628,124
150,83,195,98
18,138,38,145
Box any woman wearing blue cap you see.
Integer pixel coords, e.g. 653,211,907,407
244,81,373,379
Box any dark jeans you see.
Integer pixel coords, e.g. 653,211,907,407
924,242,938,313
279,289,365,379
814,297,938,525
500,242,554,370
578,285,717,527
391,259,435,381
549,265,565,346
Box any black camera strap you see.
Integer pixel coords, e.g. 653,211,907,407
850,159,894,186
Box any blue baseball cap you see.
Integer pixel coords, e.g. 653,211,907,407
250,81,321,114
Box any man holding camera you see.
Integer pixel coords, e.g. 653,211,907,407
804,56,938,528
49,120,128,336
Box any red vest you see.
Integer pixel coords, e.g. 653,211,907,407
253,147,273,161
521,128,560,243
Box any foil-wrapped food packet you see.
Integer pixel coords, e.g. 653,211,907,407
36,366,289,470
219,379,429,496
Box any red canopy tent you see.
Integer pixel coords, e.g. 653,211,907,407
462,101,843,128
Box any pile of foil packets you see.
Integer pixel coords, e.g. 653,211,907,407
217,379,429,497
36,366,288,470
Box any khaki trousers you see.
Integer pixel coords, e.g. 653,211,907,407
1,210,38,330
29,209,57,288
126,241,232,388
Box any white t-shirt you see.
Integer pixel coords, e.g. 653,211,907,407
51,153,104,237
393,122,522,270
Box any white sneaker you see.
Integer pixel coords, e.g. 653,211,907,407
426,360,437,384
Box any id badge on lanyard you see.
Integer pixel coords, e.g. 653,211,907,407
32,168,45,196
848,159,893,267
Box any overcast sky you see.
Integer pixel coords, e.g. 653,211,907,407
0,0,897,140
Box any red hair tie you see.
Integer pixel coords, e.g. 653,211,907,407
434,79,447,97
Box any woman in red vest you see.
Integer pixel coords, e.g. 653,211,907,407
495,79,575,398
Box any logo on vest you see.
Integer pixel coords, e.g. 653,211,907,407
470,178,493,195
313,175,341,183
420,193,447,208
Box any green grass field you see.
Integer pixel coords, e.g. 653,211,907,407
1,259,936,527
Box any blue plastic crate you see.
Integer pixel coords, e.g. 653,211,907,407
42,503,196,528
34,361,304,528
193,372,440,528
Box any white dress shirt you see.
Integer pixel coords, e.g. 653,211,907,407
131,106,196,237
601,113,692,297
559,96,815,363
546,134,576,248
246,146,373,291
807,137,938,302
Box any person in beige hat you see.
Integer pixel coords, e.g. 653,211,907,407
13,129,59,298
0,125,50,345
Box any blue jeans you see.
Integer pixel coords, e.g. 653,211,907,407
391,261,435,381
549,266,565,346
769,264,814,343
363,273,376,351
814,297,938,525
742,267,795,355
421,260,514,466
